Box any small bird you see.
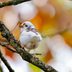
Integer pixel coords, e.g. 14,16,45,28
19,21,42,52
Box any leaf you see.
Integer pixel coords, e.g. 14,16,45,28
29,63,42,72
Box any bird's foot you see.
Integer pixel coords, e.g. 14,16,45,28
31,53,42,56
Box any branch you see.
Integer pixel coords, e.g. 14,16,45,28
0,41,17,53
42,27,69,38
0,21,57,72
0,51,14,72
0,0,30,8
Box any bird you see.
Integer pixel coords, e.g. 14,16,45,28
19,21,42,52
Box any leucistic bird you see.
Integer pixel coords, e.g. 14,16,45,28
19,21,42,52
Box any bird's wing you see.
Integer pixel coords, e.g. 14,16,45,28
30,36,38,42
36,32,42,41
19,31,42,46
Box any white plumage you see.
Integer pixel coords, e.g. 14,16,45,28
19,21,42,52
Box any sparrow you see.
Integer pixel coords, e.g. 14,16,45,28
19,21,42,52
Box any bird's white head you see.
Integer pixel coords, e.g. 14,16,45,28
19,21,35,32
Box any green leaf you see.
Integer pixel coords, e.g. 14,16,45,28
29,64,42,72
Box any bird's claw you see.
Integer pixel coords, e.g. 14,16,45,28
31,53,42,56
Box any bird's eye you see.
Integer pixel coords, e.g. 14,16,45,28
25,24,28,27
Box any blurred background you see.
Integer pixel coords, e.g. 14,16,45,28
1,0,72,72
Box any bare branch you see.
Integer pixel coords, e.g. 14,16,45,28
0,0,30,8
0,21,57,72
0,41,17,53
0,51,14,72
42,26,69,38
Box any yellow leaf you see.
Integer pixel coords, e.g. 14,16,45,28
29,64,42,72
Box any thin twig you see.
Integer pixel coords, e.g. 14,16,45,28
0,0,30,8
31,53,42,56
0,51,14,72
42,26,69,38
0,21,57,72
